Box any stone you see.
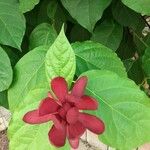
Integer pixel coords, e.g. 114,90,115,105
0,107,11,131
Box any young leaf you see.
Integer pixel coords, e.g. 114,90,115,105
8,89,70,150
45,25,76,86
72,41,127,77
60,0,112,32
19,0,40,13
91,19,123,51
0,0,26,49
0,47,13,92
82,70,150,150
122,0,150,15
29,23,57,50
8,46,49,112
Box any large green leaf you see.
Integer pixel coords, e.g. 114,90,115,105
0,47,13,92
0,0,25,49
82,70,150,150
122,0,150,15
8,89,49,138
91,19,123,51
142,47,150,78
60,0,112,32
72,41,127,77
8,46,49,112
29,23,57,50
19,0,40,13
8,89,51,150
45,26,76,86
8,89,70,150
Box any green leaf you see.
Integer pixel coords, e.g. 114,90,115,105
128,59,144,84
70,24,90,42
117,29,136,60
122,0,150,15
123,58,135,72
91,19,123,51
25,0,50,28
47,0,66,33
112,0,145,32
142,47,150,78
133,32,150,55
8,46,49,112
0,91,8,108
60,0,112,32
8,89,48,139
123,59,144,84
82,70,150,150
8,89,70,150
72,41,127,77
36,0,50,24
45,26,76,86
0,47,13,92
0,0,26,49
19,0,40,13
29,23,57,50
2,46,20,67
47,0,58,20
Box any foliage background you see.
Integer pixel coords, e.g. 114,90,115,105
0,0,150,150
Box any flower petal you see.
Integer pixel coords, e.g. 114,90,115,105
23,110,53,124
39,97,60,116
66,107,79,124
67,121,86,139
65,94,79,103
69,138,79,149
75,95,98,110
23,110,62,129
78,113,105,134
49,124,66,147
71,76,87,98
51,77,68,102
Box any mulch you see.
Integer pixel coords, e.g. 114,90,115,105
0,130,8,150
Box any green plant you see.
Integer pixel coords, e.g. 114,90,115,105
0,0,150,149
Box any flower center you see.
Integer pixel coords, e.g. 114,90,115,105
58,102,71,119
58,102,79,124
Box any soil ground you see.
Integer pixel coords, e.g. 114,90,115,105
0,130,8,150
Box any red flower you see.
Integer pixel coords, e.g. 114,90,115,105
23,76,105,149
